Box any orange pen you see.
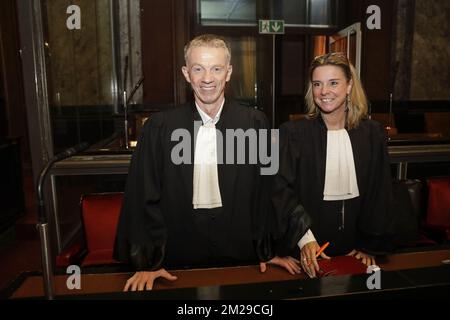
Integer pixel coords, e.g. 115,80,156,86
307,242,330,266
315,241,330,258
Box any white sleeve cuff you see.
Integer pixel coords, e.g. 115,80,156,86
297,229,316,249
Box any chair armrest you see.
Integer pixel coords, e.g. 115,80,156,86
421,223,450,244
56,242,87,267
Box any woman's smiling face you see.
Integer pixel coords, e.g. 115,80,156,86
311,65,352,115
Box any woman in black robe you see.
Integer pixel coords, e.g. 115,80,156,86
272,53,394,277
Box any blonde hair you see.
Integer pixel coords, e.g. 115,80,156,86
305,52,368,129
184,34,231,64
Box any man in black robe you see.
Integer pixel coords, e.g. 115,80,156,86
114,34,299,291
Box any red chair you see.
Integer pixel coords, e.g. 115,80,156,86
423,178,450,243
56,192,123,267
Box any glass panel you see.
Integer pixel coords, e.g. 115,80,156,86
271,0,339,27
199,0,257,25
329,35,348,53
42,0,118,153
271,0,307,25
225,36,257,107
309,0,338,26
329,23,362,76
313,35,327,57
199,0,339,27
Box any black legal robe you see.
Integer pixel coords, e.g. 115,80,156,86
114,100,273,271
272,117,394,256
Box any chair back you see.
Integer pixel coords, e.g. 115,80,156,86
289,113,308,121
424,112,450,135
426,178,450,228
370,113,397,135
80,192,123,266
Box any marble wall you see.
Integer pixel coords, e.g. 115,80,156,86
410,0,450,100
46,0,113,106
119,0,142,104
45,0,142,107
393,0,450,100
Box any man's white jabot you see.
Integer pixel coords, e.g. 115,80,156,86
192,100,224,209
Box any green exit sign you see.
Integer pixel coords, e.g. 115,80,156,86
259,19,285,34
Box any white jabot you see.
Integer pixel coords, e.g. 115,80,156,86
323,129,359,201
192,100,224,209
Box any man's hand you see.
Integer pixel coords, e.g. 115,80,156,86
123,269,177,291
259,256,301,275
300,241,331,278
347,249,376,266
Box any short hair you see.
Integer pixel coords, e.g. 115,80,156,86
305,52,368,129
184,34,231,64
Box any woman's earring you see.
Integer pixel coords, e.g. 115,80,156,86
345,94,350,111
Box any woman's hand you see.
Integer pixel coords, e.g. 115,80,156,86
259,256,301,275
347,249,376,266
300,241,331,278
123,269,177,291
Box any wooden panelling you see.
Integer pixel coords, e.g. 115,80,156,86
280,35,307,96
173,0,191,105
0,37,6,137
140,0,191,105
0,0,30,164
346,0,395,101
140,0,175,104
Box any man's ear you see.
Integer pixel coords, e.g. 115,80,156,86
182,66,191,83
226,64,233,82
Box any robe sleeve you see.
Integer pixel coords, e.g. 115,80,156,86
271,123,313,257
250,111,275,262
356,122,395,254
113,114,167,271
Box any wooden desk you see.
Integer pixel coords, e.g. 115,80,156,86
386,133,450,179
7,249,450,300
